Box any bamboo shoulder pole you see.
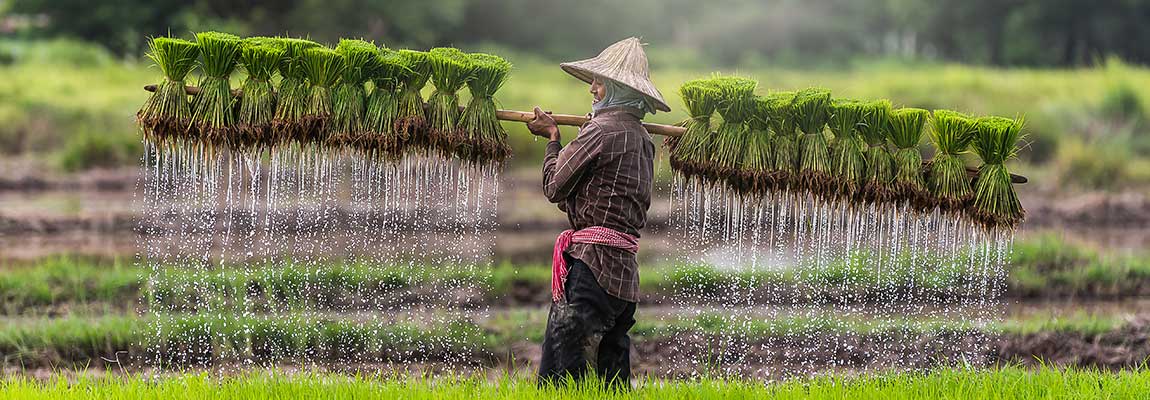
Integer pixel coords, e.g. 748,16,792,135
144,84,1027,184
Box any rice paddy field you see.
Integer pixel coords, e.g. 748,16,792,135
3,38,1150,397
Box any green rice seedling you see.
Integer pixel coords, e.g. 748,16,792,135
828,99,866,199
970,116,1026,230
189,31,242,148
668,78,722,180
457,52,513,165
393,49,432,153
706,76,757,189
764,91,798,190
860,99,895,204
234,38,283,150
137,37,199,145
362,49,411,159
425,47,476,157
794,87,834,198
271,38,320,145
928,110,978,211
887,107,932,208
299,46,346,146
329,39,379,148
741,96,774,193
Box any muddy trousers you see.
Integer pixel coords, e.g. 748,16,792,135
538,255,637,389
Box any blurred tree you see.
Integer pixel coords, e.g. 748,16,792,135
6,0,1150,66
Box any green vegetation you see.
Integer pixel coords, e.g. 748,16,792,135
668,78,722,180
971,116,1026,230
860,99,895,203
3,365,1150,399
828,99,866,197
136,37,199,145
425,47,475,156
457,53,513,165
189,32,241,147
4,38,1150,192
235,39,282,149
361,49,409,159
329,39,377,147
887,107,931,208
928,110,978,211
392,49,431,150
271,38,320,144
299,47,344,145
706,76,757,187
793,88,834,196
1,234,1148,314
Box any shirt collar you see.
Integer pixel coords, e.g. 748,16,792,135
591,106,645,120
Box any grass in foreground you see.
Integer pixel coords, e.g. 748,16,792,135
1,367,1148,399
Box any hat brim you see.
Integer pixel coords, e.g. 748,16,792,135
560,62,671,113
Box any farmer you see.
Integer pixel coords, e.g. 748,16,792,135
526,37,671,389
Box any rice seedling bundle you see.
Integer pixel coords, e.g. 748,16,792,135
393,50,432,152
137,37,199,145
299,47,346,146
740,96,775,193
706,76,757,188
190,31,242,147
362,49,411,159
794,88,834,197
828,99,866,198
457,53,513,165
928,110,978,211
970,116,1026,230
668,78,722,180
887,107,931,208
425,47,475,156
330,39,379,148
272,38,320,143
765,92,798,189
859,100,895,203
235,38,283,150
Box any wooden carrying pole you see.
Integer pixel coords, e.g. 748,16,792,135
145,84,1027,184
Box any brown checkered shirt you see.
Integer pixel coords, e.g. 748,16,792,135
543,106,654,302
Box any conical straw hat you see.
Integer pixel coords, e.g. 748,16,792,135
560,37,671,112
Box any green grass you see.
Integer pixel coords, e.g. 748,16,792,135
2,234,1148,314
1,367,1148,399
4,40,1150,191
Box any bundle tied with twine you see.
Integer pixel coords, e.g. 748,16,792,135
741,95,775,193
828,99,866,199
765,91,798,190
887,107,932,209
457,53,513,165
860,99,895,204
362,49,411,159
668,78,722,181
794,88,834,198
190,31,242,148
330,39,379,148
970,116,1026,230
235,37,283,150
706,76,758,189
272,38,321,143
928,110,978,211
393,50,432,153
299,46,346,145
137,37,199,145
425,47,475,156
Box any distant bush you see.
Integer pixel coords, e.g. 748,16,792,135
1100,82,1144,122
58,132,140,171
0,39,116,67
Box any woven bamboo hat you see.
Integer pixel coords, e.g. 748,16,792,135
560,37,671,112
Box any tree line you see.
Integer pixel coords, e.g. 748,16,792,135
5,0,1150,67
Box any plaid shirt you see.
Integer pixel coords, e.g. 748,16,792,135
543,106,654,302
